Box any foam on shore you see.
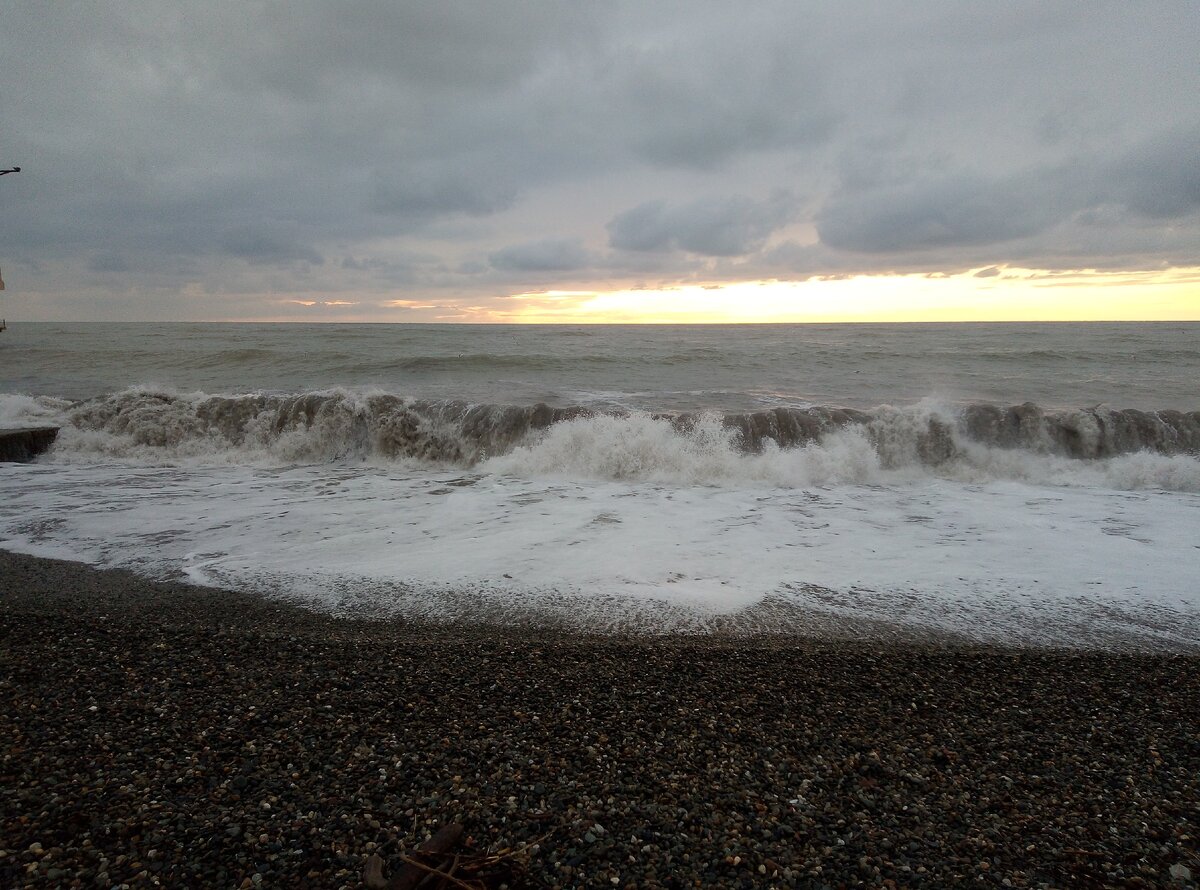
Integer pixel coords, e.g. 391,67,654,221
3,456,1198,648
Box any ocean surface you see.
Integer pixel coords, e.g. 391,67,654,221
2,321,1199,646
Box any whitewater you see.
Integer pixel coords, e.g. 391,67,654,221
2,321,1198,647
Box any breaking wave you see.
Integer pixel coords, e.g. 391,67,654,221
4,386,1199,490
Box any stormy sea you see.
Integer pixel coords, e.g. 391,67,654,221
2,321,1198,647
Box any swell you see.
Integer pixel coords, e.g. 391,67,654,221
388,353,628,372
378,350,737,373
59,389,590,464
41,387,1200,468
724,403,1200,463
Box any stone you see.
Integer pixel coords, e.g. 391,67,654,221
0,427,59,462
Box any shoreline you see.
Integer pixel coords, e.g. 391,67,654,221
3,546,1197,653
3,550,1199,887
2,547,980,649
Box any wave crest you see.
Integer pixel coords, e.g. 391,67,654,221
3,387,1198,489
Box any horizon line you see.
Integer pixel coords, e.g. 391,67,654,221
8,317,1200,326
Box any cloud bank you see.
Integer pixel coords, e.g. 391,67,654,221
1,1,1197,319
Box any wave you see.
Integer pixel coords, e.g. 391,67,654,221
3,386,1199,489
489,413,1200,491
386,350,734,373
392,352,634,373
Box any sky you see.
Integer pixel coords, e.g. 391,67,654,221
2,1,1198,323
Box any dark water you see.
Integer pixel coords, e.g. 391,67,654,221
3,321,1198,411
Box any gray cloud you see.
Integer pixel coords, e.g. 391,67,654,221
816,173,1060,253
816,125,1200,256
369,168,518,222
87,253,132,274
1104,127,1200,219
219,227,324,267
1,2,1197,318
607,203,673,253
608,193,796,256
490,239,592,272
607,35,834,170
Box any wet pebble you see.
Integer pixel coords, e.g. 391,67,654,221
2,551,1199,888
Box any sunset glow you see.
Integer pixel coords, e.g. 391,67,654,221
437,268,1200,324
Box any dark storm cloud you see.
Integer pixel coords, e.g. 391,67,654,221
1,1,1197,318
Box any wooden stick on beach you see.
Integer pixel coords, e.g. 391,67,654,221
364,823,465,890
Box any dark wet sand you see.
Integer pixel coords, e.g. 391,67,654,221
2,550,1198,888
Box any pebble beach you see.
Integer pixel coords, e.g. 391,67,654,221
2,549,1198,888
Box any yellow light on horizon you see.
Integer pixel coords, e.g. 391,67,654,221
488,267,1200,324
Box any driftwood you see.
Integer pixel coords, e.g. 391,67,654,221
364,823,549,890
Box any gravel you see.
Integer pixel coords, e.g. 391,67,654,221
2,550,1198,888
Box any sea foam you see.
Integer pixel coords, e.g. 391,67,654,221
3,385,1200,646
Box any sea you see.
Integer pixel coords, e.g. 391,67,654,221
2,321,1198,647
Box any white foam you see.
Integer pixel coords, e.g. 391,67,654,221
0,393,73,427
5,387,1199,645
485,413,884,486
2,456,1198,645
487,411,1200,492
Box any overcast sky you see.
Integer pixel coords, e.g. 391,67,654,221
2,2,1198,321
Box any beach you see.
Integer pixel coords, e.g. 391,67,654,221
3,549,1197,888
7,2,1200,884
